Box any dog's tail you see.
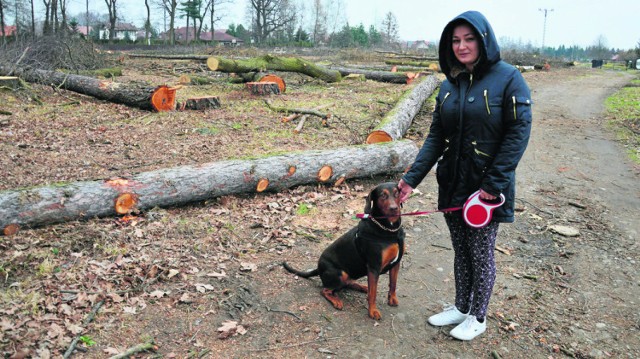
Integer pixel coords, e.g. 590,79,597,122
282,262,319,278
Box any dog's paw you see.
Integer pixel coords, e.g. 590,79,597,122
369,308,382,320
388,293,399,306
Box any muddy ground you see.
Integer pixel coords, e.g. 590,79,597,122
1,61,639,359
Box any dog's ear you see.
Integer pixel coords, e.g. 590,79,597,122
364,188,376,214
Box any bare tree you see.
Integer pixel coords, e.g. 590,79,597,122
42,0,61,35
324,0,345,38
381,11,398,45
156,0,177,45
0,0,5,45
310,0,327,44
31,0,36,38
202,0,228,42
248,0,296,44
59,0,68,36
144,0,151,44
104,0,117,42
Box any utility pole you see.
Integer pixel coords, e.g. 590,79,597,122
539,8,554,54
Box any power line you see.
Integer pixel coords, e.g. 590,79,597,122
538,8,554,53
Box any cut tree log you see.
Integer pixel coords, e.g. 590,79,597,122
207,55,341,83
0,76,21,89
385,59,439,69
366,75,440,144
0,141,418,230
129,53,210,60
0,66,177,111
246,81,281,95
329,66,418,84
264,100,330,121
177,96,221,110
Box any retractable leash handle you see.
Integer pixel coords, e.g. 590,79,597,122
462,190,506,228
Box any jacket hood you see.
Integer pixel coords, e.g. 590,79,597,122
438,11,501,80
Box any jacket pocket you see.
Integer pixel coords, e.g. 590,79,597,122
512,96,532,121
466,140,498,188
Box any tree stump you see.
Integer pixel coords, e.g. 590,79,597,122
258,74,286,93
246,82,280,95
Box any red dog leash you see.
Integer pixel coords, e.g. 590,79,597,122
354,206,462,219
355,190,506,229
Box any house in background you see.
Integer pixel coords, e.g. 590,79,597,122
74,26,92,36
98,23,138,41
160,27,243,45
406,40,434,51
1,25,16,37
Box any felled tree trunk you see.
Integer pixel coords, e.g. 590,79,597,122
207,55,342,83
177,96,221,110
0,140,418,231
385,59,439,68
329,66,417,84
128,53,210,60
0,66,176,111
0,76,21,89
366,75,440,144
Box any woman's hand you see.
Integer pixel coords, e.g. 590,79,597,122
397,179,414,203
478,189,497,201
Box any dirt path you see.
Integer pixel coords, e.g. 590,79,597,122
216,68,640,358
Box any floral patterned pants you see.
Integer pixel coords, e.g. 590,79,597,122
444,212,500,320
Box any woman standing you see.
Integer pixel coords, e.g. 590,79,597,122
398,11,533,341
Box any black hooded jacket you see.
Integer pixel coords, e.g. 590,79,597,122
401,11,533,223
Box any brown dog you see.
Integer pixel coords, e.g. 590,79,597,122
283,182,405,320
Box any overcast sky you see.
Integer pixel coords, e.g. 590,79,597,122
60,0,640,50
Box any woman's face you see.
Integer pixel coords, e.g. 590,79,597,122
452,24,479,71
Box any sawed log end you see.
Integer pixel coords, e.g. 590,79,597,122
317,165,333,182
115,193,139,215
366,131,393,144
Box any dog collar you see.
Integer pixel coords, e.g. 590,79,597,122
369,217,402,233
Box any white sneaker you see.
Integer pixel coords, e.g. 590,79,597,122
449,315,487,341
427,305,469,326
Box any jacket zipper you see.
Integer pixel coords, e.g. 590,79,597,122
440,92,451,112
484,89,491,115
471,140,493,157
512,96,517,119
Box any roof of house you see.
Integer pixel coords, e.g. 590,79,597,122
169,27,243,43
2,25,16,36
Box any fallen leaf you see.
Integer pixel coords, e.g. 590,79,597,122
207,271,226,278
195,283,214,293
103,347,120,355
179,293,192,303
149,290,169,299
549,225,580,237
240,262,257,272
167,269,180,278
123,306,137,315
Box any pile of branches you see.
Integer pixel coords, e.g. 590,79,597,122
0,36,110,72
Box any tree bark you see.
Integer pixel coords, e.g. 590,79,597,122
385,59,439,68
329,66,416,84
0,66,176,111
366,75,440,144
207,55,342,83
129,53,210,60
246,82,280,95
0,140,418,230
177,96,221,110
